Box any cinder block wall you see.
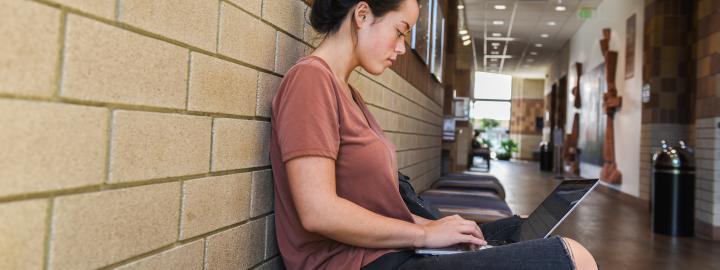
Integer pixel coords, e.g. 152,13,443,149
0,0,443,269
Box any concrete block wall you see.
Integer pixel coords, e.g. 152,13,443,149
0,0,443,269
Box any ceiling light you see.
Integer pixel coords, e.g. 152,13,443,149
463,40,472,46
523,64,530,68
494,5,507,10
462,35,470,41
485,55,513,59
530,51,538,55
458,5,464,10
547,21,557,26
492,32,502,37
527,59,534,62
492,20,504,25
490,58,498,62
491,51,499,55
486,37,516,41
491,42,500,46
459,29,468,35
541,34,549,38
489,63,498,67
555,6,567,11
535,43,543,47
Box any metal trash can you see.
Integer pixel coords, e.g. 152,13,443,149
651,140,695,236
539,141,552,171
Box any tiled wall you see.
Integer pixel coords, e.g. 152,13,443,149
694,0,720,240
639,0,694,201
510,78,544,160
0,0,444,269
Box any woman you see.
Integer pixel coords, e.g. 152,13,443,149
269,0,598,269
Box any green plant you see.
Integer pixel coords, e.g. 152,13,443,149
496,139,518,160
477,118,500,132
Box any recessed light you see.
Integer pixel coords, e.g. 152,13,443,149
555,6,567,11
463,40,472,46
547,21,557,26
534,43,543,47
492,20,504,25
527,59,534,62
458,5,465,10
491,42,500,46
462,35,470,41
492,33,502,37
459,29,468,35
541,34,549,38
490,58,498,62
530,51,538,55
491,51,499,55
494,5,507,10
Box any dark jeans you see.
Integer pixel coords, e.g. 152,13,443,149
363,216,575,270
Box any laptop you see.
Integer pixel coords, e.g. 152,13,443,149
416,179,600,255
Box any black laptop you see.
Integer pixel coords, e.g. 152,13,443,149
416,179,600,255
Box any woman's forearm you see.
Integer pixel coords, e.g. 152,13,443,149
305,196,426,249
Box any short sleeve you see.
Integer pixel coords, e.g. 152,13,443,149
273,62,340,163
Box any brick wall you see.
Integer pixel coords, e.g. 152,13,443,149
0,0,444,269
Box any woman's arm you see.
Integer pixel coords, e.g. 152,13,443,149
286,156,486,249
411,214,432,225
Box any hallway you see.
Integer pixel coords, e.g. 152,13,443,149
475,160,720,270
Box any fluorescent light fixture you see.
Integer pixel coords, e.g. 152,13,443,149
555,6,567,11
492,20,504,25
494,5,507,10
459,29,468,35
490,51,499,55
462,35,470,41
547,21,557,26
490,58,499,62
541,34,549,38
491,42,500,46
463,40,472,46
458,5,464,10
534,43,543,47
530,51,538,55
484,55,513,59
492,32,502,37
486,37,516,41
527,59,534,62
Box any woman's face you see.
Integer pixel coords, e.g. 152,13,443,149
356,1,420,75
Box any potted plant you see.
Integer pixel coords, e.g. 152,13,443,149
496,139,518,161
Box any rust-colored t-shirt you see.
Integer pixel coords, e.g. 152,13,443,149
270,56,414,270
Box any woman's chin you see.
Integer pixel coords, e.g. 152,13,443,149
364,64,387,75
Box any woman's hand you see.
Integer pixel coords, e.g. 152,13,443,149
414,215,486,248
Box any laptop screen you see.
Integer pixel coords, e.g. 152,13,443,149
519,179,599,241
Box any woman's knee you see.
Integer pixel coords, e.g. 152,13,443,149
560,237,597,270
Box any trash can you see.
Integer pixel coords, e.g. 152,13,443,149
539,141,553,171
651,140,695,236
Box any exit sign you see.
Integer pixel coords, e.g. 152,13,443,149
578,8,594,19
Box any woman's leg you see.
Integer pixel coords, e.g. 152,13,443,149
560,237,598,270
398,236,577,270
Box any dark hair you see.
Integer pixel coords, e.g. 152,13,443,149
309,0,410,35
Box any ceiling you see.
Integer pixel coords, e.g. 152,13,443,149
460,0,604,78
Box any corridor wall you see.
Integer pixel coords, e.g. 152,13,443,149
0,0,444,269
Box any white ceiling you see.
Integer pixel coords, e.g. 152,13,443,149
460,0,604,78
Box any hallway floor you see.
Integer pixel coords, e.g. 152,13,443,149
468,160,720,270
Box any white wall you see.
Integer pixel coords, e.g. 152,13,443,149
561,0,645,197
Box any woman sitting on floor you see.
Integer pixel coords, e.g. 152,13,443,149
269,0,598,269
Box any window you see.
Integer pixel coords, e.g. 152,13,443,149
472,72,512,121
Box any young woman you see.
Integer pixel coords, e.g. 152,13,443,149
269,0,598,269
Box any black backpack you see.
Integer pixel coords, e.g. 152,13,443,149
397,172,441,220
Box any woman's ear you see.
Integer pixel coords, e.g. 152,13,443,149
353,1,372,28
